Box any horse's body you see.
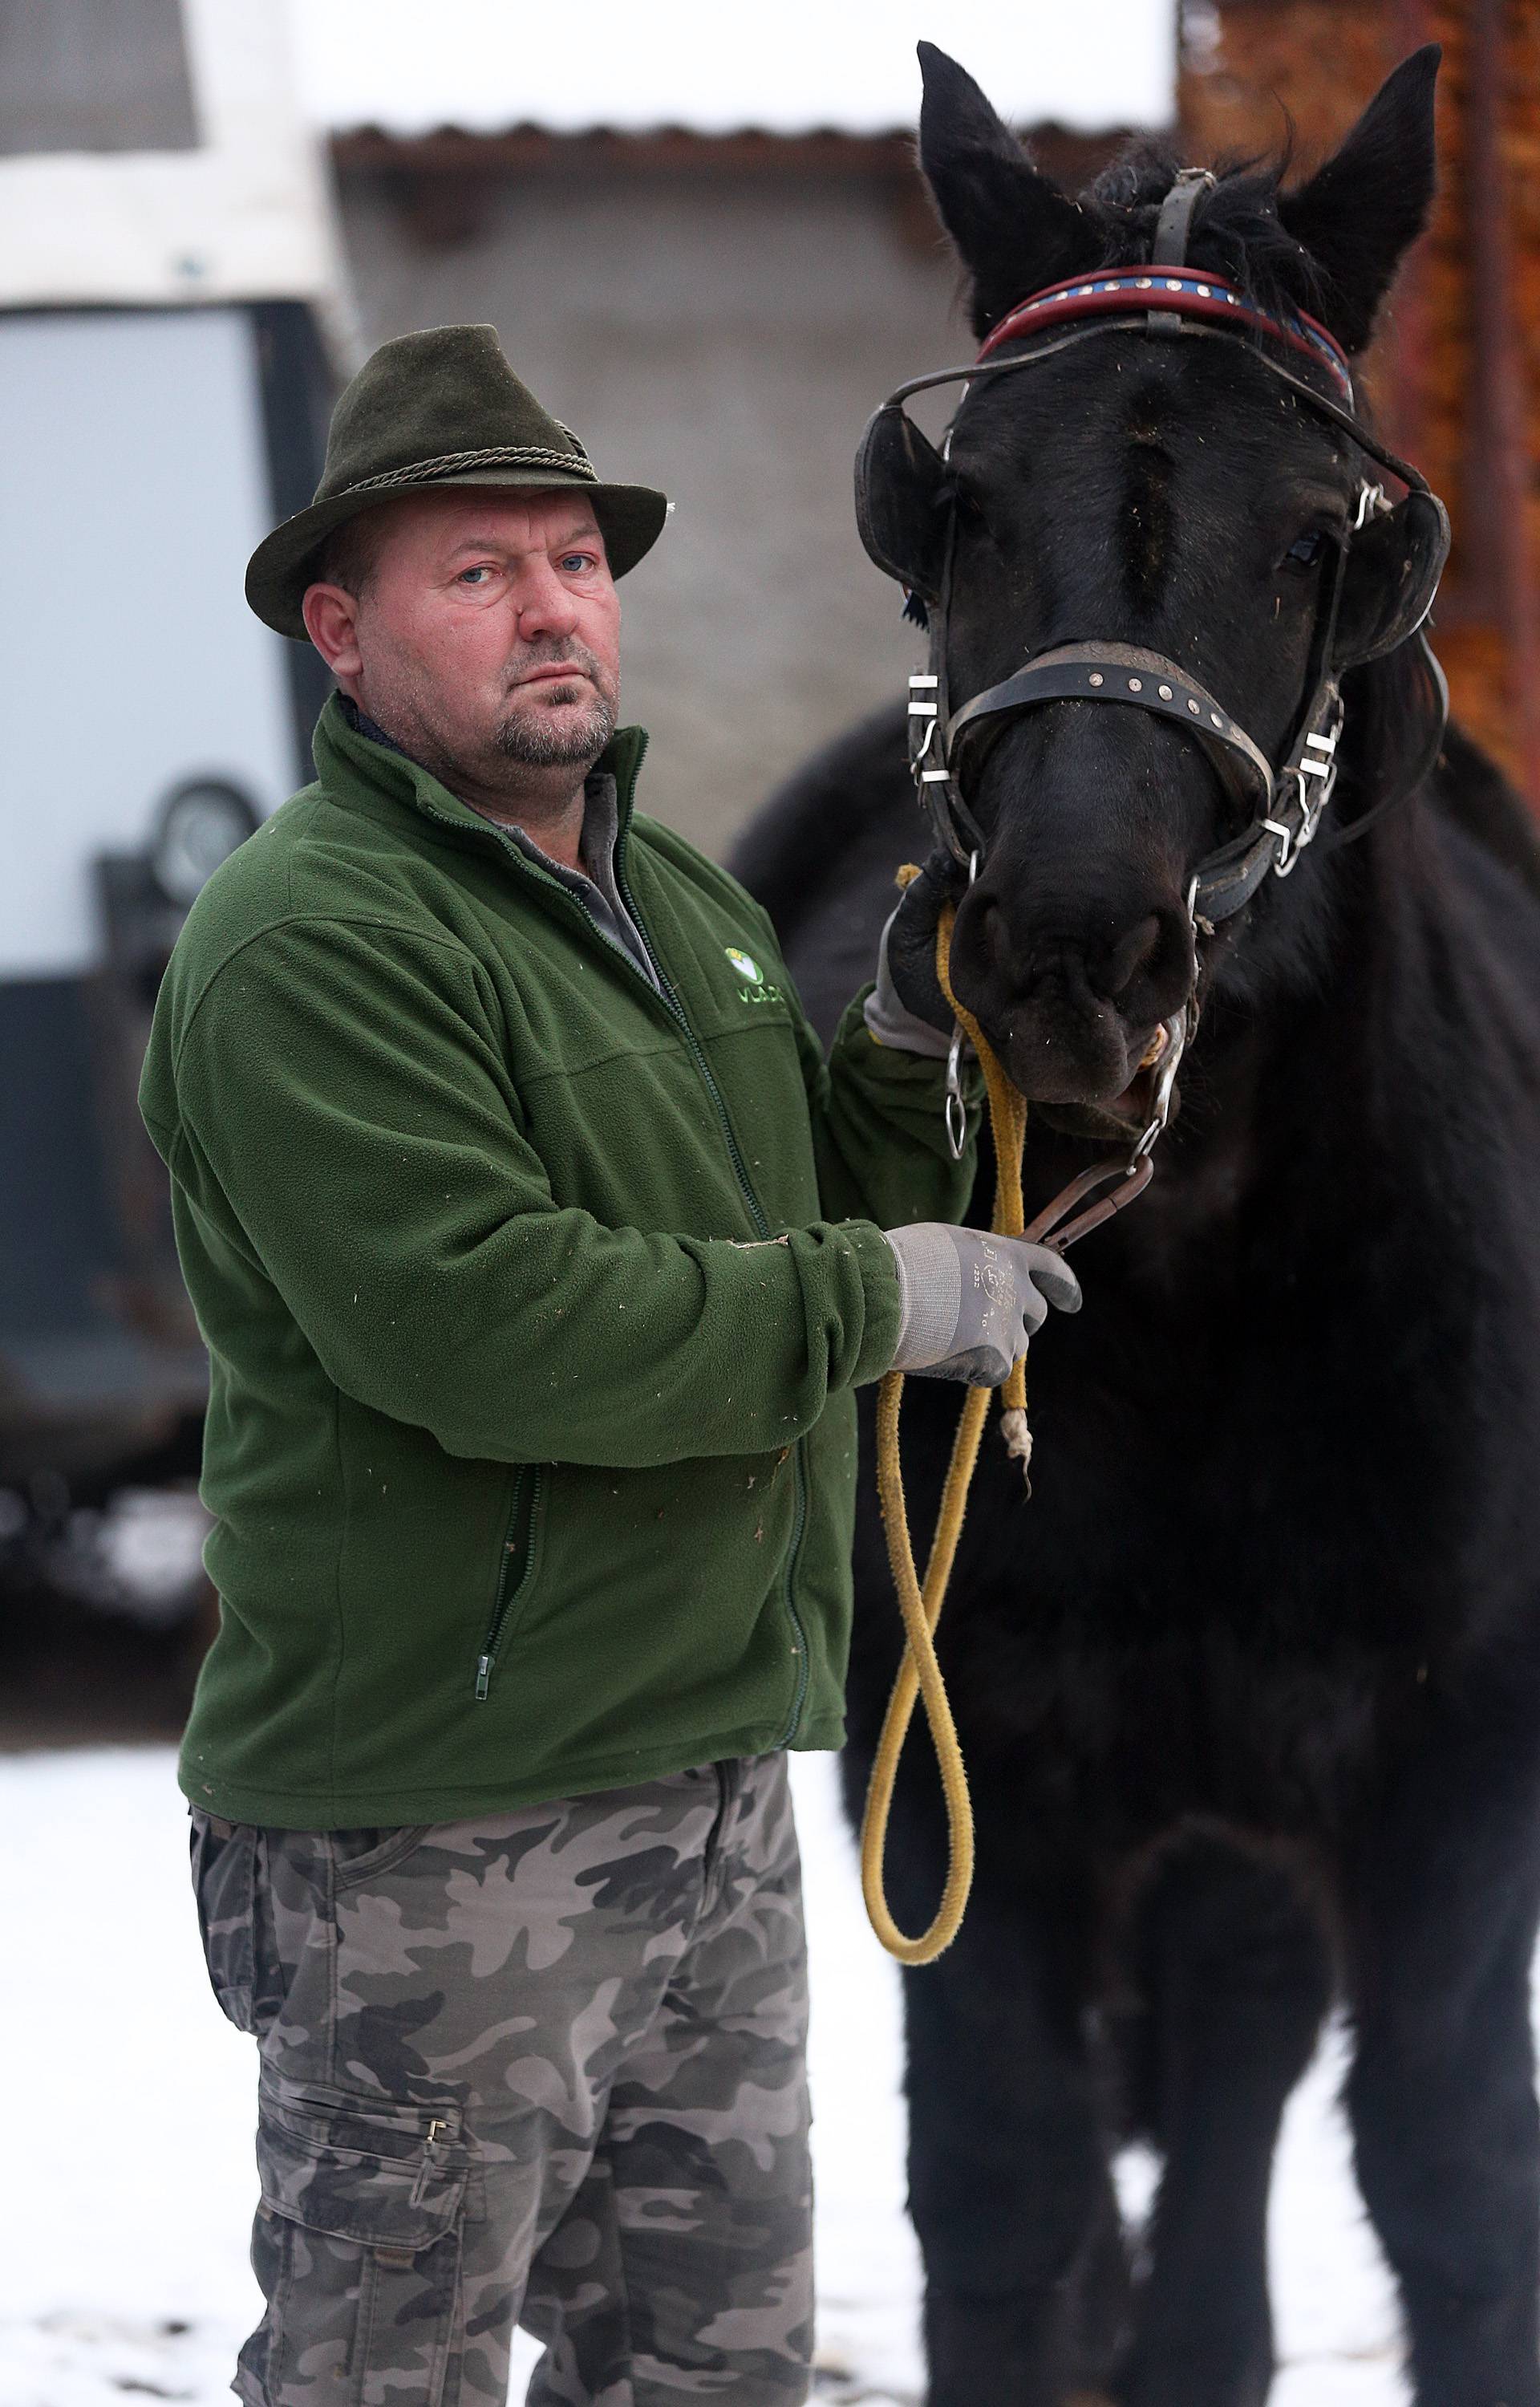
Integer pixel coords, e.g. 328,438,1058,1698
734,47,1540,2407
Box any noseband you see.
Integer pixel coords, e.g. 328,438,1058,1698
857,173,1452,936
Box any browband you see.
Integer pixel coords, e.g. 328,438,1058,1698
975,266,1356,409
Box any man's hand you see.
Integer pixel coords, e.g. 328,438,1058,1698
862,852,967,1058
883,1223,1082,1386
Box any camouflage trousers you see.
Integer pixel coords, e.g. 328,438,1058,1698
189,1753,813,2406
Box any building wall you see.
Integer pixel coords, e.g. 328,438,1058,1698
335,164,967,857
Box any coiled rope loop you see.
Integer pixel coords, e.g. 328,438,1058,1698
858,899,1031,1964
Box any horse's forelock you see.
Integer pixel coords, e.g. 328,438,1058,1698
1076,142,1327,331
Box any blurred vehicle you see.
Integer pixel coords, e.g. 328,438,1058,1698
0,0,351,1618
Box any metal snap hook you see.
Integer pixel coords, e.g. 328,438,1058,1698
1129,1008,1188,1167
944,1057,968,1160
942,853,980,1160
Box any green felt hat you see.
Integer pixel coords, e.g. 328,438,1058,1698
246,323,671,639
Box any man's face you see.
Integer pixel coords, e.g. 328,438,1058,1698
303,488,622,792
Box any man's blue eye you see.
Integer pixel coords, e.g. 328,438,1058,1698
459,566,491,583
561,554,594,572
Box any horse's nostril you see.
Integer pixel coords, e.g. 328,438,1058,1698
1098,915,1165,1001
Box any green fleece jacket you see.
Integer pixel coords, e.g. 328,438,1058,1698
138,695,977,1827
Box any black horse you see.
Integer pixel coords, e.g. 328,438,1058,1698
733,44,1540,2407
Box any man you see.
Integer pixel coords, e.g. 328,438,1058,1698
140,323,1076,2407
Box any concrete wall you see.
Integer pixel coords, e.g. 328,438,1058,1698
335,165,966,857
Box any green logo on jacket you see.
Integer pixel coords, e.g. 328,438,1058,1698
726,944,784,1005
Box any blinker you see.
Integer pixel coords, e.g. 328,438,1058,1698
855,404,949,603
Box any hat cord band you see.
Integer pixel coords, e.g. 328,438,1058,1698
338,443,599,499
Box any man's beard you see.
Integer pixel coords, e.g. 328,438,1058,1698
495,642,617,768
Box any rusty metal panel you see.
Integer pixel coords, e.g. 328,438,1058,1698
1179,0,1540,807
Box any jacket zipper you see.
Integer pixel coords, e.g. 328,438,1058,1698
419,759,814,1743
610,845,815,1745
475,1465,542,1700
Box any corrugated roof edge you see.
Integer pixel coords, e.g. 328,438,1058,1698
329,120,1144,178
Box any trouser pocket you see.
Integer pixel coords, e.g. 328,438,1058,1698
189,1809,259,2032
240,2070,472,2407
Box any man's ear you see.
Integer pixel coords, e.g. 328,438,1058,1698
1277,45,1441,355
917,43,1100,342
302,582,364,680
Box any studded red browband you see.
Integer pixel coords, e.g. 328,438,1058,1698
975,266,1355,407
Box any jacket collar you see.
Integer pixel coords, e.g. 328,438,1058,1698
311,689,649,866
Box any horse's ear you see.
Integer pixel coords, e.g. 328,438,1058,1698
1277,46,1440,355
917,43,1098,340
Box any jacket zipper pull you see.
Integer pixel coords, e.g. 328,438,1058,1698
475,1654,492,1701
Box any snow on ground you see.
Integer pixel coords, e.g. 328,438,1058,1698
0,1745,1408,2405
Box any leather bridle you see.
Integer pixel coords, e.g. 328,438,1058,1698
856,178,1451,922
853,170,1452,1190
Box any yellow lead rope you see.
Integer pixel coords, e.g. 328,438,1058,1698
859,900,1032,1964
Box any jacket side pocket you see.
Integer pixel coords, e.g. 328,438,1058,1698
247,2071,472,2407
473,1463,545,1700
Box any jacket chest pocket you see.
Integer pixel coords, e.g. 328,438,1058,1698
246,2073,476,2407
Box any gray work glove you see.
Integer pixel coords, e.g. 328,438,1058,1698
862,851,967,1059
883,1223,1082,1385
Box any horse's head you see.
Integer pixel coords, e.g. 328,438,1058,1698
893,43,1442,1131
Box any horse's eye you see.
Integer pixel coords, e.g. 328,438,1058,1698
1284,530,1324,569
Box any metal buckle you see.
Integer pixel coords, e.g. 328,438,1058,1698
1266,696,1343,875
1264,793,1325,875
1262,812,1302,876
1298,756,1339,847
908,673,942,781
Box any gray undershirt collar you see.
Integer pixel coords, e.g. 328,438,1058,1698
339,693,658,988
